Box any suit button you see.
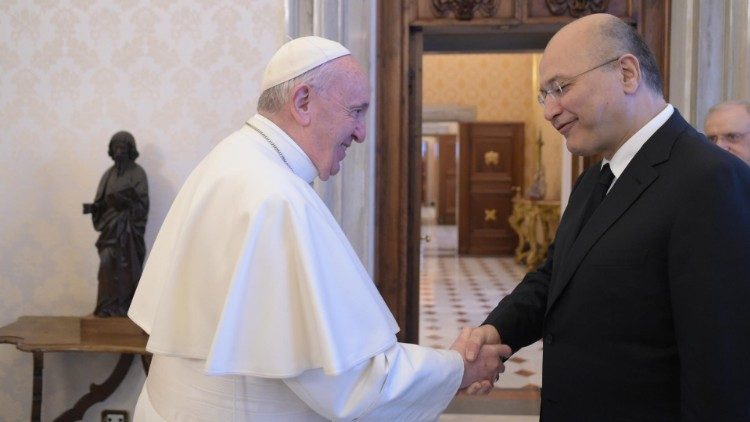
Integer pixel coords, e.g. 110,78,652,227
545,334,554,345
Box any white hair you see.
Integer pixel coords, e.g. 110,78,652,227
707,100,750,117
257,60,340,114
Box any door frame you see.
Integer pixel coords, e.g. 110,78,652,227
375,0,671,343
435,134,457,225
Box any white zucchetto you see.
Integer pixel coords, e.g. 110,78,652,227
260,36,351,91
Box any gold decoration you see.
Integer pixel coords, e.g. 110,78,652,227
545,0,610,17
509,198,561,270
484,150,500,166
484,208,497,222
431,0,498,21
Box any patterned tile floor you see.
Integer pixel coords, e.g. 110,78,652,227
419,209,543,391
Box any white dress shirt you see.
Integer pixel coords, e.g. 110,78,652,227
602,104,674,191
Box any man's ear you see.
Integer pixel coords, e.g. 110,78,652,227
290,84,312,126
619,54,641,94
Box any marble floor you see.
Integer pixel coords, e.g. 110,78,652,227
418,208,542,418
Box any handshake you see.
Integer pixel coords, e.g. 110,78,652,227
450,325,510,395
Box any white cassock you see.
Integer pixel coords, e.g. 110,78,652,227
128,114,463,421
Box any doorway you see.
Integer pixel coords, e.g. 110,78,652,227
418,51,548,396
375,1,671,345
421,51,544,256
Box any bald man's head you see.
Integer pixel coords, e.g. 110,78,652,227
546,14,662,96
538,14,666,158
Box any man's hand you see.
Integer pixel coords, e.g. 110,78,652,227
464,324,502,362
450,327,511,390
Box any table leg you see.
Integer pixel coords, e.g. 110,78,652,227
53,353,134,422
32,352,43,422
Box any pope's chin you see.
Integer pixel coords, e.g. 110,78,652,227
318,163,341,181
329,164,342,178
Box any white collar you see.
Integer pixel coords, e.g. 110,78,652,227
246,114,318,184
603,104,674,178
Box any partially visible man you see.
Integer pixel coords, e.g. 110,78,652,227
129,36,509,421
459,14,750,421
704,100,750,165
84,131,148,317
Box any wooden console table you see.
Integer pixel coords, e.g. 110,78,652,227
508,197,561,270
0,316,150,422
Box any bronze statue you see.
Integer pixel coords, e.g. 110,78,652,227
83,131,149,317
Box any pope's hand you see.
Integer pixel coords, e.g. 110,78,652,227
450,327,511,390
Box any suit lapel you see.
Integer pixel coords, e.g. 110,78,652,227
546,110,690,313
552,166,599,270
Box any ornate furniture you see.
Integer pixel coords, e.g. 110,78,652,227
509,193,561,270
0,315,149,422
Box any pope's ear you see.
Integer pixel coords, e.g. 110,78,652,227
290,84,312,126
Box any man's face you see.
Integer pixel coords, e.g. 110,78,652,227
308,58,370,180
538,34,625,158
704,105,750,165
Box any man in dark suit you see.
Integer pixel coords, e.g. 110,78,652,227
457,13,750,421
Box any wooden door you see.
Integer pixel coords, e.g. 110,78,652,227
458,122,524,255
436,135,457,224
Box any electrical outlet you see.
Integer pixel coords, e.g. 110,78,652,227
101,410,128,422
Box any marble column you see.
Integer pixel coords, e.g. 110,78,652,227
669,0,750,129
285,0,376,274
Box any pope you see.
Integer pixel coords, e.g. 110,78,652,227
129,36,510,421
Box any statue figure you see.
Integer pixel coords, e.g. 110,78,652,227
83,131,149,317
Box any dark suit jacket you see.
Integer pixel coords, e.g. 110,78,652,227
485,110,750,421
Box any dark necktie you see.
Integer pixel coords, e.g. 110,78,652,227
578,163,615,236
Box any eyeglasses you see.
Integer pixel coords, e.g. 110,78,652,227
707,132,750,144
537,57,620,106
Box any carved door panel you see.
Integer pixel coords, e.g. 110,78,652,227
458,123,524,255
436,135,457,224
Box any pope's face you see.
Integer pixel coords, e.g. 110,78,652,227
704,104,750,165
308,57,370,181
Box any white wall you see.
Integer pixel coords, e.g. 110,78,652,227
0,1,284,419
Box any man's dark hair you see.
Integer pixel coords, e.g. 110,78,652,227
108,131,139,160
602,18,663,96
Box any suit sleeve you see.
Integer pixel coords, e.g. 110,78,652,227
668,161,750,420
482,169,591,352
283,343,463,421
482,246,553,352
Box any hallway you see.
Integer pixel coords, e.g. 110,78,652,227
419,208,542,418
419,217,544,389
